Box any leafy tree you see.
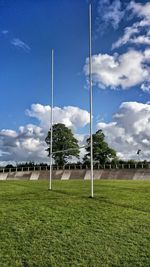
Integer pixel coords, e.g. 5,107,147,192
5,164,14,169
45,123,80,165
83,129,117,165
17,161,35,168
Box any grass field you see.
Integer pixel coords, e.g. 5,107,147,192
0,180,150,267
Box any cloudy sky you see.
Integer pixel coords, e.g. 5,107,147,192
0,0,150,165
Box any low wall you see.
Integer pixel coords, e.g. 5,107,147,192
1,169,150,181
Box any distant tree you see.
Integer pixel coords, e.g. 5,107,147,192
15,162,48,168
17,161,35,168
127,159,136,164
45,123,80,165
37,163,48,167
5,164,14,169
83,129,117,165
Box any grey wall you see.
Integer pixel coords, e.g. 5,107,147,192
1,169,150,181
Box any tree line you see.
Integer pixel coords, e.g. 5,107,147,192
3,123,146,169
45,123,117,166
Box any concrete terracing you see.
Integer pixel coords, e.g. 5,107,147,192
7,171,30,180
70,170,86,179
133,169,150,180
30,172,40,180
0,168,150,180
0,173,8,180
61,170,71,180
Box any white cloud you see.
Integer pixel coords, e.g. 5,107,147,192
84,48,150,90
26,104,90,130
112,21,150,49
141,83,150,93
97,101,150,160
18,124,44,138
112,1,150,48
1,30,30,52
112,24,140,49
0,104,90,165
127,1,150,19
11,38,31,51
1,30,8,35
131,35,150,45
0,123,47,164
97,0,124,29
0,129,17,138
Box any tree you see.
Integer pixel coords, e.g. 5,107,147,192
83,129,117,165
45,123,80,165
5,164,14,169
17,161,35,168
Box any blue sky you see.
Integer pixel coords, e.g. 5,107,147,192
0,0,150,164
0,0,90,129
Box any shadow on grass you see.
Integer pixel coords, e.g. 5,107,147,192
53,189,98,201
96,183,150,192
1,188,96,203
53,189,76,196
1,182,150,213
98,196,150,214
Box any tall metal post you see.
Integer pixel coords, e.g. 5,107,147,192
89,4,94,198
49,49,54,190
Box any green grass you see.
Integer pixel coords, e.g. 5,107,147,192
0,180,150,267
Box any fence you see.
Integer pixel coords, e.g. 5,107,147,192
0,163,150,173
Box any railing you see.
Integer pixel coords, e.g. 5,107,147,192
0,163,150,173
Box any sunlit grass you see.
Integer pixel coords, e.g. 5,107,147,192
0,180,150,267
